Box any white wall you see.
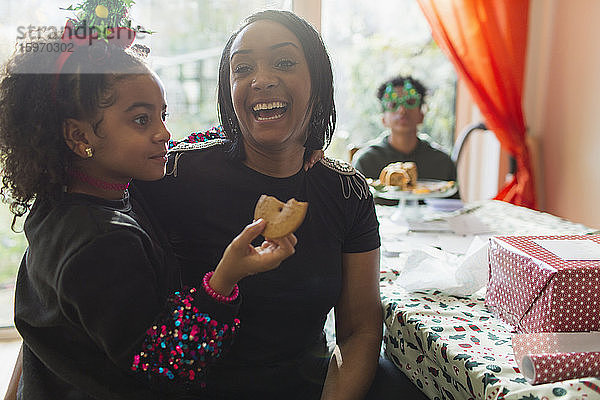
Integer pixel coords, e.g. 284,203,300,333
293,0,321,31
525,0,600,228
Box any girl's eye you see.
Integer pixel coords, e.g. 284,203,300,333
233,64,252,74
133,115,149,126
276,59,297,70
162,112,169,122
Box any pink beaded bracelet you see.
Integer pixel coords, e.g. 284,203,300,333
202,271,239,303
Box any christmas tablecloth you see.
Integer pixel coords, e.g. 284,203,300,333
381,287,600,400
377,200,600,399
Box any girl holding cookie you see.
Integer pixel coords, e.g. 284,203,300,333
0,7,297,399
135,10,382,399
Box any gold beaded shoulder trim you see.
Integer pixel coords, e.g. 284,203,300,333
168,138,228,153
319,157,356,176
166,139,228,178
319,157,370,200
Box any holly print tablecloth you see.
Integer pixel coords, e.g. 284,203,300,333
381,286,600,400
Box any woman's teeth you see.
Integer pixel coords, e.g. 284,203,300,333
252,101,288,121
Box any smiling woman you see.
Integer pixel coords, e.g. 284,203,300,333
218,9,336,167
228,20,312,174
135,10,381,399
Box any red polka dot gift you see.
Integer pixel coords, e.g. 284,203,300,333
486,235,600,333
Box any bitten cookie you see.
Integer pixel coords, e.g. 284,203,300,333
253,195,308,239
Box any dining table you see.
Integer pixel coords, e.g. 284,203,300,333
376,199,600,400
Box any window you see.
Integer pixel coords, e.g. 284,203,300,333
320,0,456,159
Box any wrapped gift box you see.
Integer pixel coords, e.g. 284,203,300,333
485,235,600,332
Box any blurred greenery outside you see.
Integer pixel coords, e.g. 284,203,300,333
0,0,455,286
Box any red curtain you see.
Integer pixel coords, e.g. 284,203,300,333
417,0,536,209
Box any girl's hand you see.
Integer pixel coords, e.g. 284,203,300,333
304,149,324,171
209,219,297,296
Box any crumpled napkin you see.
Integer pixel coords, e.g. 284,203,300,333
394,236,489,295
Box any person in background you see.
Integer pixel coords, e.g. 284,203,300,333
352,75,456,183
135,10,382,400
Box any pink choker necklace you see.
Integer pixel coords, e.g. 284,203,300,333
67,169,130,192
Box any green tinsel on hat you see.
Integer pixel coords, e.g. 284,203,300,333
62,0,152,39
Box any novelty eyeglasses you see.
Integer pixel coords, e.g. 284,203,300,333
380,81,422,112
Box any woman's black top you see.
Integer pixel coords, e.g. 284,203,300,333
135,129,380,399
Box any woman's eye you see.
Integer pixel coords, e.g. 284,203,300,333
276,59,297,70
233,64,252,74
133,115,149,126
162,112,169,122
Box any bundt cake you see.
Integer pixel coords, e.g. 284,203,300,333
379,162,418,190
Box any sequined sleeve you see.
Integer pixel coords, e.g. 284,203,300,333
130,286,240,385
168,125,226,149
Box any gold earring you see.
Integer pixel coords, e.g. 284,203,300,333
85,147,93,158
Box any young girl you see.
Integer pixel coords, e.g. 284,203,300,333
0,21,297,400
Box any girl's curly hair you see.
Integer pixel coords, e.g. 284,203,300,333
0,38,148,222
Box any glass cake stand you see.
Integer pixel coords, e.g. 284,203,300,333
372,179,458,224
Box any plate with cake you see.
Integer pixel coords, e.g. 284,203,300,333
367,161,457,200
